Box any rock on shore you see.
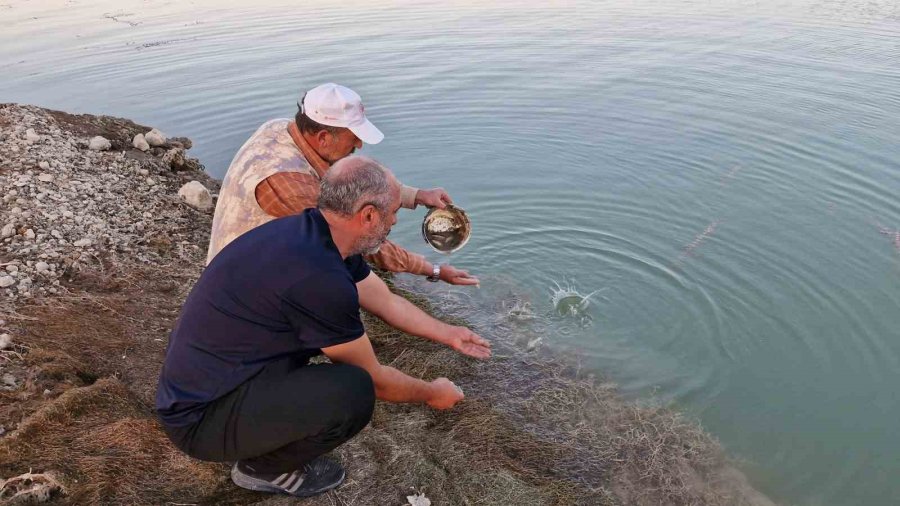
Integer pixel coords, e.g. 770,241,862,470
0,104,218,302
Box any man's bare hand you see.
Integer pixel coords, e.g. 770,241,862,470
416,187,452,209
439,264,480,286
448,327,491,359
427,377,465,410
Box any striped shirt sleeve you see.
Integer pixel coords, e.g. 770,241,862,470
255,171,321,218
365,240,430,276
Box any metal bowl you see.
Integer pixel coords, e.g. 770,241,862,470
422,204,471,254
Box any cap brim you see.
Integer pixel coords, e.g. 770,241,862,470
349,118,384,145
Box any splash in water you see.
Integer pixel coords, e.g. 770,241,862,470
550,280,604,317
502,300,537,321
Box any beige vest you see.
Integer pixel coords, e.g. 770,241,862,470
206,119,317,263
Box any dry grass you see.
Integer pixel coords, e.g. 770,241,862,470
0,269,773,506
0,378,222,505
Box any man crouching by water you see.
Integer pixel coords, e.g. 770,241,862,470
155,156,491,498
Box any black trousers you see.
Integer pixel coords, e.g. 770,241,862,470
163,356,375,474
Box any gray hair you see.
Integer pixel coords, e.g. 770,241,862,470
318,156,395,216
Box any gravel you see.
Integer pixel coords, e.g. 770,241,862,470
0,103,219,303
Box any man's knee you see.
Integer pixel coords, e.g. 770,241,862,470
307,364,374,446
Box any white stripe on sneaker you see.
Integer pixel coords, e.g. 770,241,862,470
281,472,300,491
272,472,291,487
287,474,306,493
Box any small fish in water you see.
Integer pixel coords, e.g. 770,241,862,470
550,280,604,317
526,336,542,351
679,218,722,261
718,164,742,186
874,221,900,254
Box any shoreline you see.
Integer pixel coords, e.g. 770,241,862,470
0,103,774,505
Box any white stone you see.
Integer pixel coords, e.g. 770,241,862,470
73,238,92,247
0,276,14,288
407,493,432,506
145,128,167,147
38,161,50,170
0,334,11,350
62,211,73,218
24,229,35,240
132,133,150,151
1,224,14,238
38,174,53,183
24,128,40,143
51,230,63,239
146,178,156,186
88,136,112,151
5,265,18,273
177,181,213,211
35,261,50,273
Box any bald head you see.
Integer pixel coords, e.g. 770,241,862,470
318,155,399,217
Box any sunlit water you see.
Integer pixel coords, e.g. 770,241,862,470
3,1,900,504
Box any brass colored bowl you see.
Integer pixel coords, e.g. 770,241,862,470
422,204,471,254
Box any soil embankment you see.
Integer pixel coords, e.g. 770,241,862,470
0,104,774,505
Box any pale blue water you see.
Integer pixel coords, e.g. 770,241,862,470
3,1,900,504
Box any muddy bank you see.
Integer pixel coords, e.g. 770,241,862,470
0,104,774,505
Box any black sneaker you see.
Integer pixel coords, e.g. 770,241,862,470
230,456,345,497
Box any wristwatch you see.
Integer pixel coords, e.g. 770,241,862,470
426,263,441,282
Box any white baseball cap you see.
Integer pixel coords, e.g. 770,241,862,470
301,83,384,144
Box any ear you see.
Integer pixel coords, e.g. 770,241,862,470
314,129,331,148
358,204,379,226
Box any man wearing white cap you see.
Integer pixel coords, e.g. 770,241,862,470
207,83,478,286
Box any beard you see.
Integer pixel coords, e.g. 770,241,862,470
352,220,391,256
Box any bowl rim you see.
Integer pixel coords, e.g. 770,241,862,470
421,204,471,254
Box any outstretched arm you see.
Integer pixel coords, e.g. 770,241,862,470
364,239,430,276
322,334,464,409
256,173,478,284
356,273,491,359
365,242,480,285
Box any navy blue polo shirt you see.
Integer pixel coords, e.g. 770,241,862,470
155,208,371,427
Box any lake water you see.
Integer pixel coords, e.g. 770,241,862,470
3,1,899,504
